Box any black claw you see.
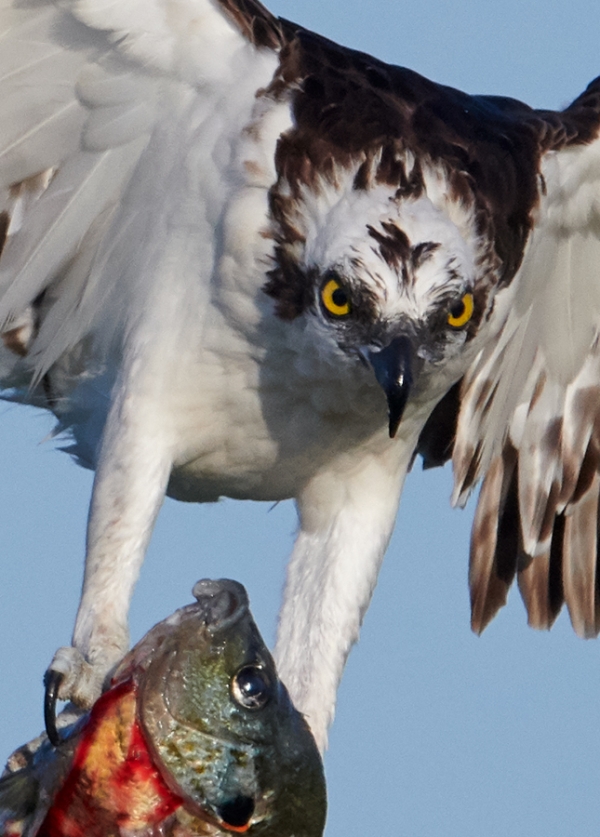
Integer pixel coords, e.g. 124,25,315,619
43,670,63,746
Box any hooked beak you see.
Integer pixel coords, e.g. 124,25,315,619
368,336,413,438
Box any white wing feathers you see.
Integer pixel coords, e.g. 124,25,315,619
0,0,273,382
0,7,90,186
454,133,600,636
68,0,260,85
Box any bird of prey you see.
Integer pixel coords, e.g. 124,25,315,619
1,0,600,752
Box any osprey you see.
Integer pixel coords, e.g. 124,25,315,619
1,0,600,751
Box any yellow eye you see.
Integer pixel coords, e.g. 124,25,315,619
320,277,351,317
447,292,474,328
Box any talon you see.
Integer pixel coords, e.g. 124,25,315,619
44,669,63,746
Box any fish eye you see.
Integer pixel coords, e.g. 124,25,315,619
447,292,474,328
231,665,272,710
320,275,351,318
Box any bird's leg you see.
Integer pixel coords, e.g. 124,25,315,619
45,378,174,732
274,443,414,752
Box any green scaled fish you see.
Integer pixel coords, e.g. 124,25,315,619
0,580,326,837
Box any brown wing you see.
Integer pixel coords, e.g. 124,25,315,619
215,0,285,48
443,79,600,636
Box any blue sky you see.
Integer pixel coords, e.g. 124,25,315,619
2,1,600,835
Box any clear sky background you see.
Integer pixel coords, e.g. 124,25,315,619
1,1,600,835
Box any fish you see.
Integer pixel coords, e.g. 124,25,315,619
0,579,326,837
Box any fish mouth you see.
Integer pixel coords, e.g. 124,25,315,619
215,795,256,832
180,790,258,834
191,579,249,632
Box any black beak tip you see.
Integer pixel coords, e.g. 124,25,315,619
386,385,411,439
368,337,413,439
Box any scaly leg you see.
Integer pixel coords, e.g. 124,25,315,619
46,374,174,731
274,441,414,752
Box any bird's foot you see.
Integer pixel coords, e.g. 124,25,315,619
44,647,107,746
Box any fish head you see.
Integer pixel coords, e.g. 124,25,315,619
113,579,326,836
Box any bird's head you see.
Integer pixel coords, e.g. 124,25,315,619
266,170,496,436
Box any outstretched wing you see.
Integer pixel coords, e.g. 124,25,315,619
0,0,283,389
449,79,600,636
